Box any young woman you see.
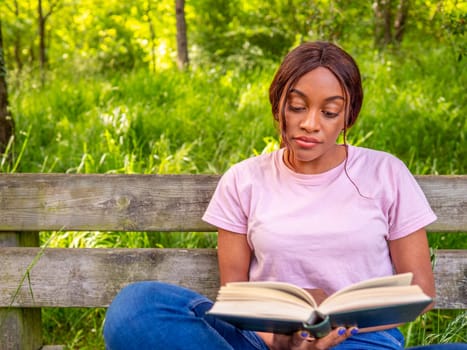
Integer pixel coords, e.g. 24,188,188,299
103,42,462,350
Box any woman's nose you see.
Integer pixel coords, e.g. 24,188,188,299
299,110,320,132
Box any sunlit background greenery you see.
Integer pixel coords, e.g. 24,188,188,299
1,0,466,348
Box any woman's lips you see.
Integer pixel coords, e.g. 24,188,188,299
293,136,321,148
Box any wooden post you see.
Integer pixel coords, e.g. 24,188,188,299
0,232,43,350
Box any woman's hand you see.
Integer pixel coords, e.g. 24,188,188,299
258,288,358,349
269,327,358,350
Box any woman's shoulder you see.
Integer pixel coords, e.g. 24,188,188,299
347,145,415,190
216,149,281,194
225,149,281,175
346,145,419,201
348,145,407,170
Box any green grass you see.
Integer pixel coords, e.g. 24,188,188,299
9,67,276,174
356,44,466,175
42,308,106,349
5,40,467,348
9,48,466,176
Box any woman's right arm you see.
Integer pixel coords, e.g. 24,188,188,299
217,228,251,285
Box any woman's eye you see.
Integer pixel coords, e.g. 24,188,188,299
288,105,305,112
322,110,339,118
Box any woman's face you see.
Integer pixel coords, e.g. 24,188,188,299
284,67,346,174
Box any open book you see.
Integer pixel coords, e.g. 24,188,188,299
207,273,432,338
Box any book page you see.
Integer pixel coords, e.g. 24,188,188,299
326,273,413,302
208,300,315,321
224,281,318,309
319,284,431,314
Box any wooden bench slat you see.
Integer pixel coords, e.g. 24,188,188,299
0,247,220,307
417,175,467,232
0,247,464,309
431,249,467,309
1,174,466,232
0,174,218,232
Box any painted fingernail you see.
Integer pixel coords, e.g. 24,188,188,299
301,330,310,338
338,327,346,336
351,328,359,335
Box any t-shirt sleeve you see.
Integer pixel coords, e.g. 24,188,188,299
202,167,248,234
387,161,437,240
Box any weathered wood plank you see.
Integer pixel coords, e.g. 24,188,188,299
0,248,464,309
432,250,467,309
0,174,466,232
0,248,220,307
0,174,218,232
0,308,42,350
417,176,467,232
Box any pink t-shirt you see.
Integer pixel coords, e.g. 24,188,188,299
202,145,437,295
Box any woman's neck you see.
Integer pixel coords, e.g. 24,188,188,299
283,145,347,175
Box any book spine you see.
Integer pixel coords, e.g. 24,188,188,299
303,315,332,338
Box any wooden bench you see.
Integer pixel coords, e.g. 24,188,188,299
0,173,466,349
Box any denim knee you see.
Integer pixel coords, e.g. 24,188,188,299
104,281,209,333
332,328,405,349
103,281,236,350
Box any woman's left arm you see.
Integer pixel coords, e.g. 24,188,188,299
389,228,436,312
358,228,435,334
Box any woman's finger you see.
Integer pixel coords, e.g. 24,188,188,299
289,330,311,347
308,327,359,350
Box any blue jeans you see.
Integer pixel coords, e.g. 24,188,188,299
103,281,467,350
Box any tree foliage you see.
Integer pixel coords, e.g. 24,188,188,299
0,0,464,73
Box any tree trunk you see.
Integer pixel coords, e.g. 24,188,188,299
0,21,15,155
374,0,410,49
175,0,189,70
12,1,23,71
373,0,393,48
394,0,409,43
38,0,47,85
146,1,157,74
14,38,23,72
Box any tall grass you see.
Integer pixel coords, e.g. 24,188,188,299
10,67,276,174
357,43,466,175
6,41,467,348
9,49,465,176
